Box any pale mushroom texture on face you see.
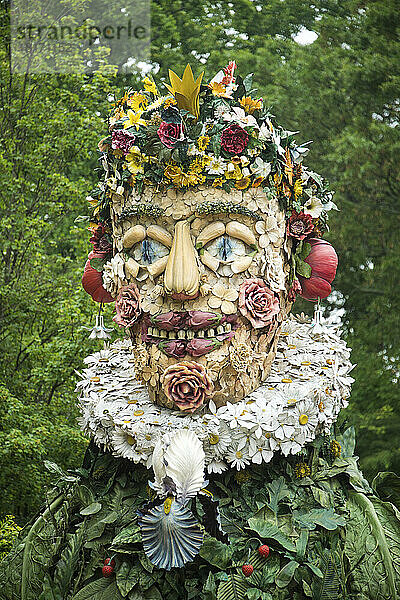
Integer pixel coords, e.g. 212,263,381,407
111,184,293,411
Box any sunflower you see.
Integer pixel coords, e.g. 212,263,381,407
197,135,210,151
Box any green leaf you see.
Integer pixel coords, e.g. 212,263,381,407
345,492,400,600
275,560,299,588
292,508,345,531
311,548,341,600
111,523,141,546
200,536,233,568
339,426,356,457
72,579,123,600
116,561,141,596
89,257,107,272
217,574,247,600
80,502,102,516
247,517,297,553
295,258,312,278
266,477,292,515
372,472,400,509
203,572,217,600
243,73,253,93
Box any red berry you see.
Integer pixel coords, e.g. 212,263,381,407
242,564,254,577
103,558,115,568
102,565,114,578
258,544,270,558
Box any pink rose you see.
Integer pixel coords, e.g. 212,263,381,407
157,122,184,149
113,284,141,328
162,361,214,412
239,278,280,329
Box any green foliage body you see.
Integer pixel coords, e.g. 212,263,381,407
1,431,400,600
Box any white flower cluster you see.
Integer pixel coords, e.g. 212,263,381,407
76,317,354,473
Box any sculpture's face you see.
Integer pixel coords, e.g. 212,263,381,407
113,186,292,410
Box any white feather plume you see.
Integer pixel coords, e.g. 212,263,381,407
164,430,205,504
151,438,167,494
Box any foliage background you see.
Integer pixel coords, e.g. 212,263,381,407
0,0,398,525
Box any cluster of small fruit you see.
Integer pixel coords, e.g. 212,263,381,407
102,557,116,578
242,545,270,577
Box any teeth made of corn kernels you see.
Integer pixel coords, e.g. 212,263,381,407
186,330,194,339
160,330,167,338
217,325,224,334
225,323,232,332
148,327,154,336
208,329,215,337
168,331,175,339
197,330,205,338
177,330,185,339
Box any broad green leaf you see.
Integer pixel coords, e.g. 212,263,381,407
345,492,400,599
292,508,345,531
275,560,299,588
266,477,292,515
247,517,297,553
89,257,107,272
372,472,400,509
111,523,141,546
199,536,233,568
72,579,123,600
311,548,341,600
116,561,141,596
80,502,102,516
339,426,356,457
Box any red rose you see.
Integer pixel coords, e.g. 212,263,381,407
157,121,184,149
239,278,280,329
89,224,112,257
221,123,249,154
113,284,141,328
162,361,214,412
286,210,314,241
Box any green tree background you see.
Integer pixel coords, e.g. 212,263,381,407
0,0,398,524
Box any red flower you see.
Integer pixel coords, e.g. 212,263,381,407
287,278,302,302
239,278,280,329
162,361,214,412
111,129,135,155
81,251,115,303
113,284,141,328
157,121,184,148
89,224,112,257
287,210,314,241
221,123,249,154
298,239,338,301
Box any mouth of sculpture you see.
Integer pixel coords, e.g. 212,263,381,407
141,310,238,357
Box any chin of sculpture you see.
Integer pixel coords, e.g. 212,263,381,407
110,184,293,410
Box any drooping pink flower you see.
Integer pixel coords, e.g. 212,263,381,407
239,278,280,329
162,361,214,412
286,210,314,241
113,284,141,328
81,251,115,304
298,238,338,301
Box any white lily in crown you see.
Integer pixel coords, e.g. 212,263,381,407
223,106,259,128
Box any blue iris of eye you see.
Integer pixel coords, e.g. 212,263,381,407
217,236,233,260
141,240,157,264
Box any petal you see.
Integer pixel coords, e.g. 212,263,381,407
208,296,222,309
221,300,236,315
224,288,239,302
213,281,227,298
255,221,265,235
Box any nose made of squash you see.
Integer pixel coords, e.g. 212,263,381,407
164,220,200,300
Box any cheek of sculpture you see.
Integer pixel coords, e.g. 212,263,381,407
111,186,291,411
